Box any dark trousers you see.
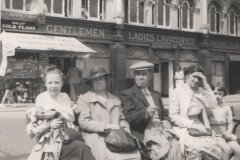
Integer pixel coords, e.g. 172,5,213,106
60,140,95,160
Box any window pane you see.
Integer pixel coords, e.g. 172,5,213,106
210,8,216,32
4,0,11,9
165,4,170,26
89,0,98,18
130,0,137,22
67,0,72,16
152,5,155,25
26,0,34,11
230,11,235,34
189,8,194,29
158,0,164,25
139,2,144,23
216,13,220,33
182,3,188,28
13,0,23,10
53,0,63,14
44,0,51,13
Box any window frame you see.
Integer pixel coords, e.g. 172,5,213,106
156,0,172,28
208,5,222,34
128,0,145,26
2,0,37,13
228,9,238,36
82,0,106,21
180,0,195,31
44,0,65,17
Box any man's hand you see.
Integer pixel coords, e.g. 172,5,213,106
146,107,157,119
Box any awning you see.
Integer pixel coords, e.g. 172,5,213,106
0,31,96,57
0,31,96,76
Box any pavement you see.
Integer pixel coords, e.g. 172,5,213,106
0,103,34,112
0,108,35,160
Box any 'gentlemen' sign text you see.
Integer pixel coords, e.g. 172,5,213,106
45,25,105,38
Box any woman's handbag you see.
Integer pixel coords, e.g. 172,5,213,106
189,128,212,137
60,127,83,144
104,128,137,153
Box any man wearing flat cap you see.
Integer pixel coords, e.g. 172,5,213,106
119,62,182,160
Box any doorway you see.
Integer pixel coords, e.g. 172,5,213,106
161,62,169,97
49,57,73,93
229,61,240,94
153,62,172,97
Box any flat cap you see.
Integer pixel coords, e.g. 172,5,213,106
130,62,154,71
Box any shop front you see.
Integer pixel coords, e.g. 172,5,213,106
123,25,201,97
0,11,116,102
209,35,240,94
0,31,96,103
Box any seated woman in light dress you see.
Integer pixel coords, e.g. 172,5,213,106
169,64,230,160
77,66,141,160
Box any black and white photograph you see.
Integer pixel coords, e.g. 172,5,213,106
0,0,240,160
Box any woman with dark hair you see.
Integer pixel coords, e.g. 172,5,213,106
77,66,141,160
26,65,95,160
169,64,229,160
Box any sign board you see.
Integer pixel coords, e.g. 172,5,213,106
1,19,37,31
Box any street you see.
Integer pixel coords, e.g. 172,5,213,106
0,109,35,160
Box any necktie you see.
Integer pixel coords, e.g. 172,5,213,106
143,88,150,97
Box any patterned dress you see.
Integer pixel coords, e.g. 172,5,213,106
183,95,222,160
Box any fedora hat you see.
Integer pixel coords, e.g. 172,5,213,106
89,66,110,80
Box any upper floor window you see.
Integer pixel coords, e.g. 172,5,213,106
82,0,106,20
127,0,144,24
1,0,38,12
228,8,240,36
229,10,237,35
44,0,64,16
179,0,194,30
208,1,221,34
156,0,171,27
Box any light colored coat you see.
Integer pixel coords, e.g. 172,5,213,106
169,83,217,151
77,91,140,160
26,92,75,160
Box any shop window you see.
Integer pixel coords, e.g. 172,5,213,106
208,2,221,34
1,0,37,12
81,0,106,20
179,0,194,30
157,0,171,27
127,0,144,24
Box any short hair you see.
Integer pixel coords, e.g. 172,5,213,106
215,87,227,96
184,64,204,76
43,65,65,83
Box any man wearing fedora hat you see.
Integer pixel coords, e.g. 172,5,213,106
119,62,182,160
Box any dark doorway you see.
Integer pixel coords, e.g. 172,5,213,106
49,57,73,94
229,61,240,94
161,62,169,97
